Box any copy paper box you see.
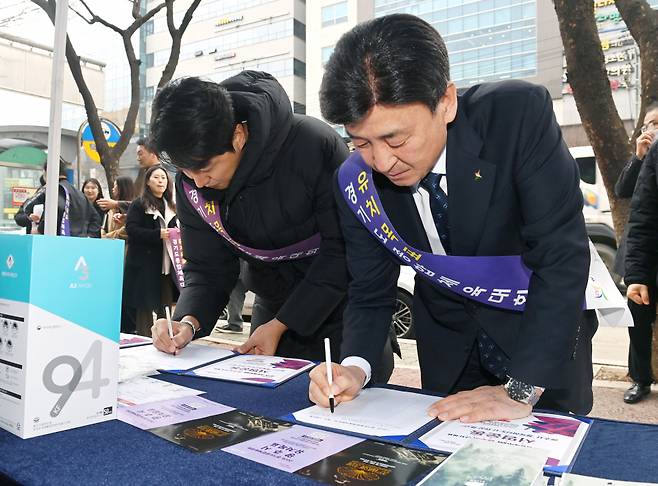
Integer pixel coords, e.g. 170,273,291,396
0,234,123,439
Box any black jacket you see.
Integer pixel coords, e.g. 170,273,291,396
626,144,658,285
24,179,101,237
338,81,594,413
124,198,178,310
612,155,644,277
172,71,350,360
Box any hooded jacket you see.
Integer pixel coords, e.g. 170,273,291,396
172,71,350,358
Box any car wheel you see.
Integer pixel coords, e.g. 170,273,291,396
393,290,414,339
594,242,623,288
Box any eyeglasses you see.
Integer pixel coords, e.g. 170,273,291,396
641,121,657,133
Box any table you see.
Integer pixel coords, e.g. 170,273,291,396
1,372,658,485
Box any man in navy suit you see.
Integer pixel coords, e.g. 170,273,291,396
308,14,596,421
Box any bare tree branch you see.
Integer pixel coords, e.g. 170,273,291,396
157,0,202,89
69,4,92,25
78,0,124,34
131,0,140,20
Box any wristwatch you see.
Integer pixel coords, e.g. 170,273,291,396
504,377,543,406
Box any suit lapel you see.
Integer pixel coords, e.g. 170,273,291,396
446,106,496,256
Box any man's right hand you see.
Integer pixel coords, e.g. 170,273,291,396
636,131,654,159
308,363,365,408
151,318,194,354
97,198,119,211
627,283,651,305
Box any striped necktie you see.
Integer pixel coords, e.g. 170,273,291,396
420,172,451,253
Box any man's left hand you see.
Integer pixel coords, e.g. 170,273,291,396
428,385,533,423
234,318,287,355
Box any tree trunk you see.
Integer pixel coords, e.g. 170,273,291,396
554,0,633,241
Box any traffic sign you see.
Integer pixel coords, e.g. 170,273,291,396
79,119,121,163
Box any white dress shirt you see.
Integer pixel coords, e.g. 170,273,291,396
341,146,449,385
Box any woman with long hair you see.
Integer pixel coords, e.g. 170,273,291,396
103,176,135,239
81,178,105,223
122,166,178,335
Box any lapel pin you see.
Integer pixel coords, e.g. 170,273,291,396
474,170,482,181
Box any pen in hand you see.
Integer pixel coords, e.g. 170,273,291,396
165,305,174,340
324,338,335,413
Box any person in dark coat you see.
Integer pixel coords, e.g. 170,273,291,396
122,165,178,335
614,102,658,404
14,176,45,234
147,71,394,377
23,161,101,237
309,14,595,421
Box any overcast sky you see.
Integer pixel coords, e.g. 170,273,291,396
0,0,133,62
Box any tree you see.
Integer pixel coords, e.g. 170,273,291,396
554,0,658,378
554,0,658,238
31,0,201,187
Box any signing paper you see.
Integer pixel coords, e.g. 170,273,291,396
293,388,439,438
119,342,233,382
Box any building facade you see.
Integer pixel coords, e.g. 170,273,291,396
140,0,307,137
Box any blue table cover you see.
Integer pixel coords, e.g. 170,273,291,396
1,372,657,485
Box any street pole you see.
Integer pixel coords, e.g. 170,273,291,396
44,0,69,236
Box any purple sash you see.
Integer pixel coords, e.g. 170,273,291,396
166,227,185,291
338,152,537,312
59,183,71,236
183,181,321,262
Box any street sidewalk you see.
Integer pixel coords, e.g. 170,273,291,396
204,322,657,424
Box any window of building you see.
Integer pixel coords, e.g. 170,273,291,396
294,58,306,78
321,46,334,67
145,53,154,68
322,2,348,27
293,102,306,114
145,20,154,36
294,19,306,40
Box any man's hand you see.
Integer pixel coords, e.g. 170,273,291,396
151,318,194,355
160,229,170,240
309,363,365,408
636,131,654,159
29,213,40,223
627,283,651,305
428,385,533,423
234,318,287,355
97,198,119,211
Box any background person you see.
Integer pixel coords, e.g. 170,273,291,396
103,175,135,239
24,160,101,237
613,102,658,404
81,178,106,224
122,165,178,335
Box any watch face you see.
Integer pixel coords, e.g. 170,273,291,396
506,379,534,402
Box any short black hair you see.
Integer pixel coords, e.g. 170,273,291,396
320,13,450,125
150,77,236,170
136,137,155,153
43,157,69,178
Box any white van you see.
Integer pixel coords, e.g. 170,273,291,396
569,146,619,285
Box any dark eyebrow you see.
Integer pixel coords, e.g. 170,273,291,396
344,128,401,140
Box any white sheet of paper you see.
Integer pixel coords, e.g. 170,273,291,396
118,376,204,406
293,388,439,438
119,343,233,382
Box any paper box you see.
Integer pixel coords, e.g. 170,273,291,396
0,234,123,438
